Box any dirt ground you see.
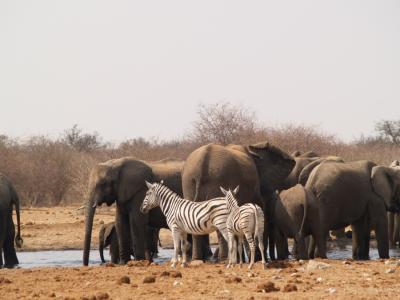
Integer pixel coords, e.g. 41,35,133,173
1,206,400,300
17,206,183,251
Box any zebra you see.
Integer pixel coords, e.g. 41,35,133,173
140,181,229,268
220,186,266,269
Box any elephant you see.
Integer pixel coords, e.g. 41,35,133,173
99,222,160,264
303,160,400,259
0,174,23,268
387,160,400,248
83,157,184,266
182,142,295,261
281,152,320,190
274,184,324,260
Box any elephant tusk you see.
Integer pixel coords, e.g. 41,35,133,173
92,203,97,208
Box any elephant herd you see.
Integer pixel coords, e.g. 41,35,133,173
1,141,400,268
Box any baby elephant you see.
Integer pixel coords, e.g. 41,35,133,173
98,222,120,264
274,184,324,260
98,223,160,264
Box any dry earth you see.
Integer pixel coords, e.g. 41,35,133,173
1,207,400,299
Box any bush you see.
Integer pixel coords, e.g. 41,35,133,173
0,105,399,206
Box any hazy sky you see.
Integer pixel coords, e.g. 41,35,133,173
1,1,399,143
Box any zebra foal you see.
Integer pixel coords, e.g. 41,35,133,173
220,186,266,269
140,181,229,268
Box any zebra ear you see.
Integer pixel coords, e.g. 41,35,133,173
220,186,228,196
233,185,240,195
145,181,153,190
160,180,164,185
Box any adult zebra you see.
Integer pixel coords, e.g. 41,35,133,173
220,186,266,269
140,181,229,268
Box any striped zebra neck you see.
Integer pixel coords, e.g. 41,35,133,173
153,184,183,218
226,193,239,213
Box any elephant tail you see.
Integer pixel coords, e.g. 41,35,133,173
10,185,23,248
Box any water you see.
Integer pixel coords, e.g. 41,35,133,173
17,248,174,268
15,240,400,268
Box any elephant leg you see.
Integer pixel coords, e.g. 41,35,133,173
267,221,275,260
308,236,316,259
374,211,389,259
110,233,120,264
181,232,188,267
394,213,400,248
274,230,287,260
388,212,395,247
192,235,210,261
3,217,18,268
0,211,7,267
115,206,131,264
351,214,370,260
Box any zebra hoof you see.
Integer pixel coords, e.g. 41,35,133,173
248,264,253,270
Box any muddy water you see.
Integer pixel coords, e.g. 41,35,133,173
16,241,400,268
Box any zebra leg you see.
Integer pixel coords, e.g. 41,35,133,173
257,233,266,269
227,232,234,268
238,236,244,268
246,234,256,270
171,228,181,268
181,232,188,268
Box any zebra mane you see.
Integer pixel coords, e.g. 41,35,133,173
226,189,239,210
152,182,183,200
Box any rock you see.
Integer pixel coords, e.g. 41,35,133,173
95,292,110,300
385,260,400,266
0,277,12,284
316,277,323,283
131,284,138,288
118,276,130,284
326,288,337,294
386,269,395,274
343,261,351,265
283,283,298,292
247,272,256,278
104,262,115,267
143,276,156,283
306,260,331,271
170,271,182,278
190,260,204,266
173,280,182,287
225,276,242,284
256,281,280,293
298,259,305,265
160,271,170,277
290,273,300,277
271,276,283,280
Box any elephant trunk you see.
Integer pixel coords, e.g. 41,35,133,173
83,191,97,266
11,187,23,248
99,228,106,263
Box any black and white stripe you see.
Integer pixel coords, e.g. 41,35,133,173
221,186,266,269
140,181,228,267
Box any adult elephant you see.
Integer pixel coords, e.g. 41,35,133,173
387,160,400,248
83,157,183,266
182,142,295,260
0,174,23,268
304,160,400,259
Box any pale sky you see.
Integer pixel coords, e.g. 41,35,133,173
1,0,399,143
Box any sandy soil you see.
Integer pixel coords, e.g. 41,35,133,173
17,206,188,251
2,259,400,299
2,207,400,299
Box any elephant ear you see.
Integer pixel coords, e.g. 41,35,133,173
298,158,325,185
371,166,395,208
247,141,295,190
